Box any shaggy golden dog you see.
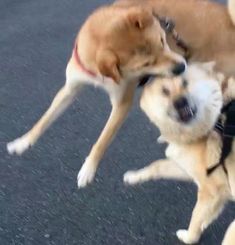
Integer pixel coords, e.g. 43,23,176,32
124,63,235,244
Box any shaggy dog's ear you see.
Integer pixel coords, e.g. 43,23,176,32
96,49,121,83
201,61,216,73
201,61,225,87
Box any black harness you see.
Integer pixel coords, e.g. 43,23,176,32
206,100,235,176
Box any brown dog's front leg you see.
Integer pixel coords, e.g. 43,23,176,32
77,83,135,188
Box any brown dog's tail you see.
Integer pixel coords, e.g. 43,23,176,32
228,0,235,25
222,220,235,245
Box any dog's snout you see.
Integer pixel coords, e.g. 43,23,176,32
172,63,186,75
173,96,197,123
174,96,188,110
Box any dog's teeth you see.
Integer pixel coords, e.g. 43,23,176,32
184,107,194,116
188,108,193,116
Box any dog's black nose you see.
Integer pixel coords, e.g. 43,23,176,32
174,96,188,110
172,63,186,75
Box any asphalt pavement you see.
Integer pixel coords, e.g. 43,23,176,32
1,0,235,244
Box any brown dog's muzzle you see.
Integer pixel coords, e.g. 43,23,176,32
172,62,186,75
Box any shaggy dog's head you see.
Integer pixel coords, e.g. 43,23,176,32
140,63,224,143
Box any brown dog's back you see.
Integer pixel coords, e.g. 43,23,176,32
120,0,235,76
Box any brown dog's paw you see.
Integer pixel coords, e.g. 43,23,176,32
176,229,200,244
77,158,97,188
7,135,31,155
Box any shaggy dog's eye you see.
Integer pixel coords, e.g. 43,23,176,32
182,79,188,88
162,86,170,96
160,37,164,47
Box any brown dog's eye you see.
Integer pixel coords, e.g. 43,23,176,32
162,87,170,96
160,37,164,47
137,44,151,55
143,61,151,67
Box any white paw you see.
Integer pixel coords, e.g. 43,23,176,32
176,229,199,244
157,135,166,144
123,171,141,185
77,158,97,188
7,136,31,155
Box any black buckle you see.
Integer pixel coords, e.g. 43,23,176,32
223,101,235,137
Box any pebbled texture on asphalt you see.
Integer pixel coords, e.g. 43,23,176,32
0,0,235,244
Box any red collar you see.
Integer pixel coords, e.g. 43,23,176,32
73,43,96,77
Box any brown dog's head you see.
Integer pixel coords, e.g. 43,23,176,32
140,63,223,143
78,4,186,83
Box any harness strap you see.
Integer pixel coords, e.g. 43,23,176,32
223,101,235,136
207,101,235,176
206,137,232,176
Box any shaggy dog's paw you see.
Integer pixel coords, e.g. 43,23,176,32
7,136,31,155
176,229,200,244
124,171,142,185
77,158,97,188
157,135,166,144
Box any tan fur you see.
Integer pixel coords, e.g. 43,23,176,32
229,0,235,25
222,220,235,245
124,63,235,244
77,4,185,81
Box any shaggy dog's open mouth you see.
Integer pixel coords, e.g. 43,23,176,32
177,105,197,123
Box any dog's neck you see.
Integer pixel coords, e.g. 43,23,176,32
73,43,97,78
161,131,208,146
72,42,119,86
156,118,211,145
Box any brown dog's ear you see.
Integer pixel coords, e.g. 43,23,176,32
96,49,121,83
127,7,153,30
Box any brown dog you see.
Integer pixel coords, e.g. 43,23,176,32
7,4,185,188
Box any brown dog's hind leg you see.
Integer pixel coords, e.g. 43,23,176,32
7,82,82,155
124,159,192,185
77,82,135,188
